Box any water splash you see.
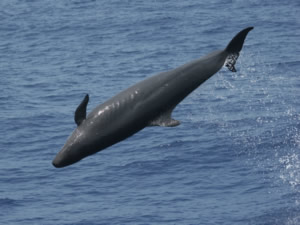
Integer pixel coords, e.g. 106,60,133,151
225,52,239,72
279,153,300,190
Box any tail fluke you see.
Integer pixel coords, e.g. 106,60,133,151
225,27,253,54
225,27,253,72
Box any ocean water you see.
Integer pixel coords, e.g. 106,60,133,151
1,0,300,224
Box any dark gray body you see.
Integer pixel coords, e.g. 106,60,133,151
53,27,253,168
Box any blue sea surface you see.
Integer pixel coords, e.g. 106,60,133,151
1,0,300,224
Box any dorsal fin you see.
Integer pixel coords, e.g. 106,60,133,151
74,94,89,126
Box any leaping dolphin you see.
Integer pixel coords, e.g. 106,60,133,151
52,27,253,168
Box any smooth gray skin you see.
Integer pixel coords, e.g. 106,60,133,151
53,27,253,168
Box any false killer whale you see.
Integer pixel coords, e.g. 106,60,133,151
52,27,253,168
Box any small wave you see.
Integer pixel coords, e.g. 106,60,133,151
249,205,300,225
0,198,20,207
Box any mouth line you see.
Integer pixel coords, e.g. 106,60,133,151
52,159,63,168
52,154,82,168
